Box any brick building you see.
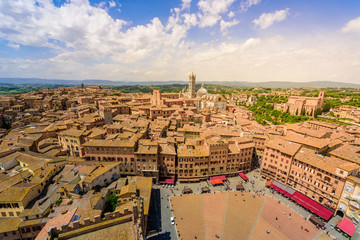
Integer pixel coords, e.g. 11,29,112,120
274,91,326,116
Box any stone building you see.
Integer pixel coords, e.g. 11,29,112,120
177,137,254,182
289,148,358,211
261,138,302,184
274,91,326,116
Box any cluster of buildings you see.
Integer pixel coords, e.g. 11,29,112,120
0,73,359,239
260,120,360,222
331,105,360,123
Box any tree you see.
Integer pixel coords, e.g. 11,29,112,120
309,109,313,117
314,108,322,117
301,108,306,116
295,109,299,116
322,102,331,112
105,194,119,212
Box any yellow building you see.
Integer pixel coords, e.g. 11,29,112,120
0,183,42,217
58,129,90,157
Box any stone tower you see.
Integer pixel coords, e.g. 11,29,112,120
188,72,196,98
100,107,113,125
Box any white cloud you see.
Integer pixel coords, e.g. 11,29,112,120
197,0,236,28
0,0,193,65
96,1,106,9
253,8,289,29
240,0,261,12
220,18,239,35
6,42,20,49
242,37,261,50
0,1,358,84
342,16,360,34
109,1,116,8
181,0,192,10
182,13,198,28
227,11,235,18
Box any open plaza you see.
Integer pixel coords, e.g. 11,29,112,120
148,170,349,240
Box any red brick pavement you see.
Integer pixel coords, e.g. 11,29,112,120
171,192,323,240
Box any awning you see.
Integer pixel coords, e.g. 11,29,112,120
159,178,175,184
290,192,333,221
270,184,293,198
210,179,223,185
239,172,249,181
267,182,333,220
210,175,227,181
270,181,296,198
337,218,356,237
265,179,274,187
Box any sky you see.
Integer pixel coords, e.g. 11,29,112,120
0,0,360,83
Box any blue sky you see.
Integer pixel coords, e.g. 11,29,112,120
0,0,359,83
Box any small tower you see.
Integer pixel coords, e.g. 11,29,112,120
188,72,196,98
318,91,326,108
100,107,113,125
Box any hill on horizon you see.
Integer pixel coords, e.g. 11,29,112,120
0,78,359,89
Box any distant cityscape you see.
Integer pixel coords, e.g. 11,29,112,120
0,72,358,240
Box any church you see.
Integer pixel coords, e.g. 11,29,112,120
151,72,227,111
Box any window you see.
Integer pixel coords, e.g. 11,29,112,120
345,185,354,193
339,203,346,211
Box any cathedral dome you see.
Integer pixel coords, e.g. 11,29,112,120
197,83,208,96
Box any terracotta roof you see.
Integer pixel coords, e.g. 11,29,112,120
120,184,136,196
265,138,301,156
0,182,39,202
0,217,22,232
306,120,338,129
0,170,32,193
58,129,85,137
347,176,360,185
159,143,176,155
83,139,136,148
282,132,330,149
83,163,120,183
135,145,158,155
178,144,209,157
294,147,359,175
330,144,360,164
286,124,330,138
35,207,77,240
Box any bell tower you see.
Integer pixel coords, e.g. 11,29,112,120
318,91,326,108
188,72,196,98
